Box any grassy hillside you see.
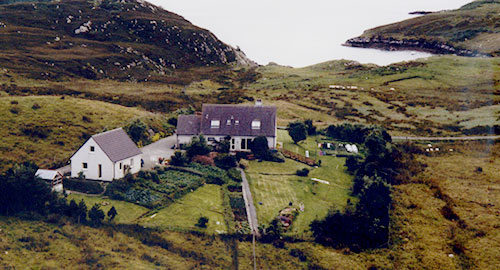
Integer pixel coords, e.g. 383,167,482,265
244,56,500,135
0,95,164,171
345,0,500,56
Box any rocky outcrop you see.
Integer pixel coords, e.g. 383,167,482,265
0,0,256,81
344,36,488,57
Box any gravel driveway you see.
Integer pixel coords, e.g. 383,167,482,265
140,135,177,170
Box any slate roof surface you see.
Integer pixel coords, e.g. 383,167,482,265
35,169,61,180
202,104,276,137
92,128,142,162
177,114,201,135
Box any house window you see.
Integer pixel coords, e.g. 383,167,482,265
98,164,102,178
119,162,122,169
208,137,216,142
251,120,261,130
226,119,231,125
241,138,250,150
82,162,88,169
130,158,134,168
90,146,95,152
231,138,235,150
211,120,220,128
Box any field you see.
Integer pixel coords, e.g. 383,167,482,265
138,184,227,234
0,216,234,269
246,130,354,236
67,193,149,224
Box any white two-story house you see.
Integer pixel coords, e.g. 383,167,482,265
176,101,277,151
70,128,142,181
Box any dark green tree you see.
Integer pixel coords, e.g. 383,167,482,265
68,199,79,220
186,135,211,158
77,200,88,224
0,162,54,216
107,206,117,221
304,119,316,135
170,151,189,166
88,204,105,226
249,136,271,160
126,119,148,143
287,121,307,144
214,136,231,153
196,216,209,228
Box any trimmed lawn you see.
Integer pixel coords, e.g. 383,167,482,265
247,132,354,236
138,184,227,234
67,193,149,224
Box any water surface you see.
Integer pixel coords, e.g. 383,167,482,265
149,0,473,67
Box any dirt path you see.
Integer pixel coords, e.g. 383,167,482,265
238,168,260,237
392,135,500,141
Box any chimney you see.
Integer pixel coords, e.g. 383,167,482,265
255,99,263,106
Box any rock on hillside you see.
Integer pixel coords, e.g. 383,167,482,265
344,0,500,57
0,0,255,81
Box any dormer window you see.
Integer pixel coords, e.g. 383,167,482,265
251,120,261,130
211,120,220,128
235,120,239,125
226,119,231,126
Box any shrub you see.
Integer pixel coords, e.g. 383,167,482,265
82,115,92,123
195,216,209,228
20,125,52,139
206,175,226,185
249,136,272,160
296,168,310,176
125,119,148,143
10,106,20,114
214,154,237,169
214,136,231,153
63,178,104,194
167,116,177,126
10,100,18,105
228,168,242,182
88,204,105,225
31,103,41,110
107,206,117,221
192,155,215,166
186,135,211,158
170,151,189,167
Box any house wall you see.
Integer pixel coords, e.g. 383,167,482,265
178,135,276,151
114,154,142,179
70,138,114,181
177,135,196,148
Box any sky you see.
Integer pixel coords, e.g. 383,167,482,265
148,0,474,67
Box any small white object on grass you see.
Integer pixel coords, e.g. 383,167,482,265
150,214,157,219
305,150,309,158
216,221,220,225
428,144,432,147
311,178,330,185
448,254,454,258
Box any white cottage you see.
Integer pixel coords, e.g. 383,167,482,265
70,128,142,181
176,101,277,151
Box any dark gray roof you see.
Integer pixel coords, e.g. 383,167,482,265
200,104,276,137
92,128,142,162
177,115,201,135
